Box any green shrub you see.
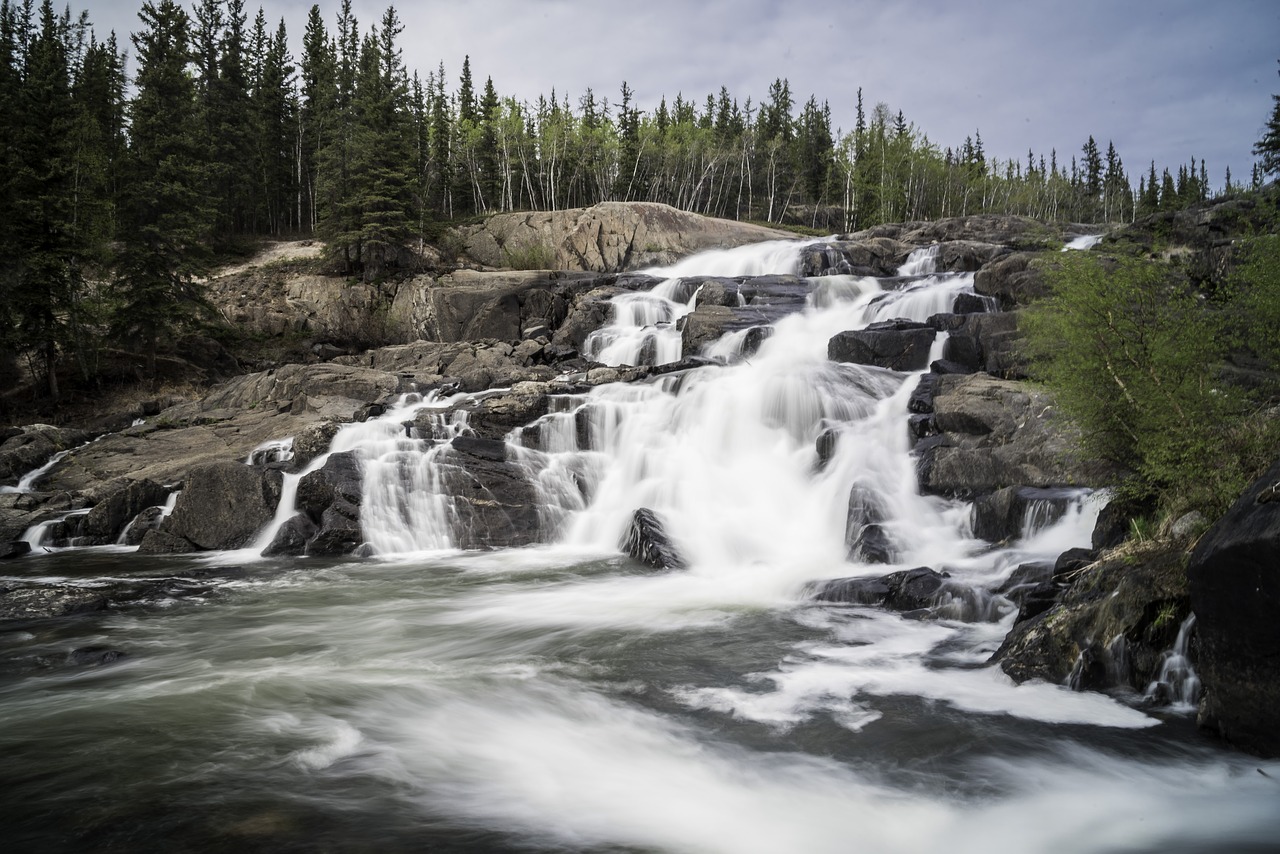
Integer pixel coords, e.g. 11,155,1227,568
501,242,557,270
1223,234,1280,370
1022,252,1268,516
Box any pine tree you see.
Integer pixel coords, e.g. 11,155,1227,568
251,17,295,234
1253,59,1280,177
315,0,360,268
298,4,333,233
478,75,500,210
323,6,415,278
458,54,476,125
8,0,79,398
111,0,211,377
1081,135,1102,217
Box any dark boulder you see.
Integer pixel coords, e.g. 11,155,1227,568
262,513,319,557
740,326,774,357
1053,547,1097,580
936,312,1024,379
621,508,686,570
1187,459,1280,757
970,486,1085,544
828,324,937,372
849,522,894,564
295,451,364,556
136,530,198,554
997,561,1059,622
951,292,995,314
815,429,839,471
161,462,282,551
1,541,31,560
681,304,743,355
993,543,1188,693
422,441,544,550
907,373,942,415
973,252,1049,310
122,505,168,546
79,479,170,545
811,567,951,613
67,646,127,667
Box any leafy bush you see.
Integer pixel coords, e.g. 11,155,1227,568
1023,252,1277,516
501,242,557,270
1223,233,1280,370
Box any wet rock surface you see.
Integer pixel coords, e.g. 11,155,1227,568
621,508,687,570
810,567,952,614
1187,459,1280,757
992,542,1190,695
159,461,281,551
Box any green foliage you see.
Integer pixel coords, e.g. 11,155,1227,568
1253,59,1280,177
110,0,213,376
501,243,556,271
1024,253,1278,517
1223,234,1280,370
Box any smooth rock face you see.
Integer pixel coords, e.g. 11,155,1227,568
828,324,936,372
1188,459,1280,757
432,440,542,550
457,202,795,273
161,461,281,551
915,374,1104,498
0,425,89,485
294,451,364,556
78,478,170,545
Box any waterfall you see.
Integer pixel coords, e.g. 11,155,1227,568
508,242,977,576
1,436,99,494
246,437,295,466
1145,613,1201,710
583,238,814,368
1063,234,1104,251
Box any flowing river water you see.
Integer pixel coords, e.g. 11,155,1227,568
2,242,1279,853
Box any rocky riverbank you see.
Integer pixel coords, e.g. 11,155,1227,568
1,200,1276,758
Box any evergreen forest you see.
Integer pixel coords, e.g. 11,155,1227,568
0,0,1273,405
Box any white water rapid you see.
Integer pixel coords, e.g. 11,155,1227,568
3,239,1278,853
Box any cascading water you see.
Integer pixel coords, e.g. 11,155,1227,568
513,244,978,576
3,239,1278,854
1145,613,1202,710
1063,233,1104,251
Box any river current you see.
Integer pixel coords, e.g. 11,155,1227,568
2,241,1278,853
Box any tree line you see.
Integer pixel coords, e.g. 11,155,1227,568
0,0,1271,402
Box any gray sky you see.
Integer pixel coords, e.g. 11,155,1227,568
87,0,1279,188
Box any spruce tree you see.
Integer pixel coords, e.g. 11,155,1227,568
251,17,296,234
1253,59,1280,177
9,0,78,398
315,0,360,269
478,75,501,210
320,6,414,278
111,0,211,377
298,4,333,233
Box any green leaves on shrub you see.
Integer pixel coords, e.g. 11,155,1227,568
1023,252,1277,516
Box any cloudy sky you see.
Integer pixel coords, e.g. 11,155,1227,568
88,0,1278,188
